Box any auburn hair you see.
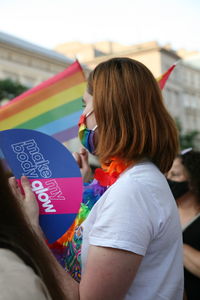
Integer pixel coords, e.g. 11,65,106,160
87,57,179,173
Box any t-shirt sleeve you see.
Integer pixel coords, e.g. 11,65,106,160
88,179,158,256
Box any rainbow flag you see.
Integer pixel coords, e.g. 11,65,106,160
0,60,175,145
0,61,86,143
158,63,176,90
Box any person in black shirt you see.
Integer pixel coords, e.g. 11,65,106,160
167,150,200,300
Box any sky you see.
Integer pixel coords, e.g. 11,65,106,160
0,0,200,52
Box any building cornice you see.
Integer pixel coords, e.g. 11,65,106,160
0,31,73,65
84,43,181,66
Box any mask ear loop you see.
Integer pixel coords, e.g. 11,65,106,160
181,148,192,155
85,111,98,131
92,125,98,131
86,110,93,118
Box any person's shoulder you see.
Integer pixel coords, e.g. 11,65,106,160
115,161,163,191
108,161,172,210
125,161,162,180
105,163,154,205
0,248,23,269
0,248,50,300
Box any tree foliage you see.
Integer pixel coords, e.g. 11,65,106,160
0,78,27,101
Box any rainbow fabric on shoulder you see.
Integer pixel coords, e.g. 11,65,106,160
49,158,129,282
49,179,107,281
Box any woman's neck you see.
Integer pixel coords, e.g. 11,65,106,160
177,192,200,210
177,192,200,227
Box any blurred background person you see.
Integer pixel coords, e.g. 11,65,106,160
0,159,67,300
167,150,200,300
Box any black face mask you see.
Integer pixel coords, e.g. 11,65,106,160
167,179,189,199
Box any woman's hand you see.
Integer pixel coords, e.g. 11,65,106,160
73,148,93,183
9,176,39,228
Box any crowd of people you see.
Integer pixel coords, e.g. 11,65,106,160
1,57,199,299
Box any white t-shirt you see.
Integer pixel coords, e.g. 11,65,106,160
81,161,184,300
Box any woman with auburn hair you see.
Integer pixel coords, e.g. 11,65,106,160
87,57,177,172
11,57,183,300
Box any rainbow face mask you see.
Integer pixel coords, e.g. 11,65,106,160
78,111,97,154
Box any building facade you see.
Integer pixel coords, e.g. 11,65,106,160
1,33,200,153
0,31,73,91
0,32,92,160
55,40,200,135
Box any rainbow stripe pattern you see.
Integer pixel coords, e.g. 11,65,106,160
78,113,96,153
0,61,86,143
